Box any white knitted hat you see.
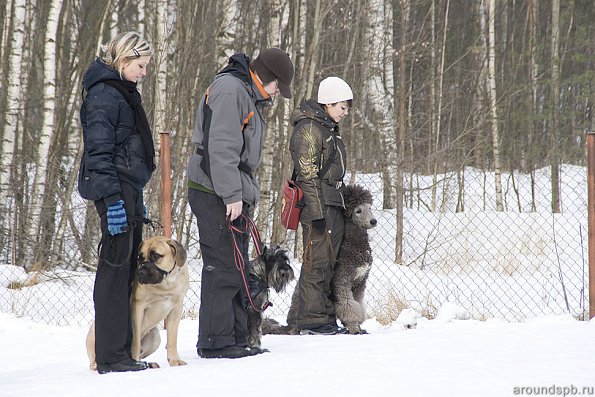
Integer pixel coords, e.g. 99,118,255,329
317,77,353,104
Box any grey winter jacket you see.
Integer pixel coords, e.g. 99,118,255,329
188,54,270,207
77,58,153,206
289,99,347,223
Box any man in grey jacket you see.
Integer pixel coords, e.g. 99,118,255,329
188,48,294,359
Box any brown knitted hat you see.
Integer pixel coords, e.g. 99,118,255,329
252,48,294,98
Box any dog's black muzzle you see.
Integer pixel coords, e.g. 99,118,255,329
137,262,170,285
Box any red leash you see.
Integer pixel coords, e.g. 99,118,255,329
228,213,268,312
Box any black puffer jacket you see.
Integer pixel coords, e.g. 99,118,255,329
289,99,346,223
77,58,153,205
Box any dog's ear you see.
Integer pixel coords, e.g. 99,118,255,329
167,239,187,267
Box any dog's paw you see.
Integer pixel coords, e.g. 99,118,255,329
89,362,97,371
148,362,160,369
168,358,187,366
346,324,367,334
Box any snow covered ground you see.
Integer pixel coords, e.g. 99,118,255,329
1,310,593,397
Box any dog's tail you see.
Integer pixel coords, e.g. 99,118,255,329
262,317,297,335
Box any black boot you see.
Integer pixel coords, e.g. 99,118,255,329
299,324,344,335
97,358,148,374
198,345,268,359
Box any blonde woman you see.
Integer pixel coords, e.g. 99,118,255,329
78,32,154,374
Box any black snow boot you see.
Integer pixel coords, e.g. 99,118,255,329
198,345,268,359
97,358,148,374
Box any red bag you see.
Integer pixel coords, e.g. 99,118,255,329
281,179,304,230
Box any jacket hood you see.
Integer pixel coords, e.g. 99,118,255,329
217,53,252,84
290,99,338,130
217,53,271,105
82,58,122,91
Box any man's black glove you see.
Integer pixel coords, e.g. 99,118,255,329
311,218,326,233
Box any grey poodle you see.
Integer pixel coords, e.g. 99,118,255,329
331,184,377,334
264,184,377,335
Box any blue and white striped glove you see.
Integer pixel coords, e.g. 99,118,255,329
107,200,127,236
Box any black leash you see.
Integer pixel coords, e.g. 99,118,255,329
97,215,162,268
228,213,270,312
97,220,136,267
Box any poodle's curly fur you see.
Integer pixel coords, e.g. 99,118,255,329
331,184,377,334
264,184,376,335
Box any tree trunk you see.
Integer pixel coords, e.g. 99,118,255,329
1,0,26,211
527,0,538,212
550,0,561,214
152,0,169,233
429,0,436,208
385,0,397,210
363,0,396,212
394,0,409,264
299,0,325,101
431,0,450,213
0,0,7,70
257,0,285,247
26,0,63,268
486,0,503,212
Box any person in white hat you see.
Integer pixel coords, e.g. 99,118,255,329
287,76,353,335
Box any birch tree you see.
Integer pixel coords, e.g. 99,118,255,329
216,0,236,65
299,0,325,101
380,0,397,211
0,1,8,72
256,0,285,241
429,0,437,210
359,0,394,209
527,0,538,212
138,0,145,35
1,0,26,210
26,0,63,266
486,0,503,211
429,0,450,212
274,0,308,252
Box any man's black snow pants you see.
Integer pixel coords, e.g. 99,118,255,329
189,188,250,350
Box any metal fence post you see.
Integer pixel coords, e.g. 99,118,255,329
586,132,595,319
159,131,172,238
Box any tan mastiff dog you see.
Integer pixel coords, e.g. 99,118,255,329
86,236,189,369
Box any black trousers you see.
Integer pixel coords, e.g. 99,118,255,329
296,206,345,329
189,188,250,350
93,182,143,365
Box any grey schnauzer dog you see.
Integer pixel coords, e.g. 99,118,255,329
246,245,295,348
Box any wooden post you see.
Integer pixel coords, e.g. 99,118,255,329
586,132,595,319
159,131,172,238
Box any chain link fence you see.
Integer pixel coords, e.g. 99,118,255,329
0,164,589,326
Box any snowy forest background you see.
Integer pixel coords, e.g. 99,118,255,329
0,0,593,323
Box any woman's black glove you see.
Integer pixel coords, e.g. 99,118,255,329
311,218,326,233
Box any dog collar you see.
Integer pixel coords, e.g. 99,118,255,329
142,260,176,279
159,261,176,278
